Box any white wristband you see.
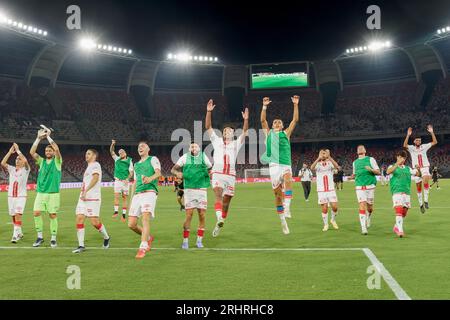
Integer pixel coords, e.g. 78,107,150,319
47,136,54,144
262,106,267,111
32,138,40,148
17,150,22,155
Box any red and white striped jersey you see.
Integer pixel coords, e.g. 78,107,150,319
210,131,245,176
315,160,335,192
407,143,432,168
7,165,30,197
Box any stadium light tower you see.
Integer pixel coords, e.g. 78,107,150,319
0,9,49,39
166,51,220,64
339,39,393,59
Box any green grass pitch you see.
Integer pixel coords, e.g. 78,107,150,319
0,180,449,300
252,74,308,89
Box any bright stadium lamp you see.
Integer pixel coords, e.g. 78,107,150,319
214,57,218,62
0,11,7,24
167,53,173,60
79,37,96,51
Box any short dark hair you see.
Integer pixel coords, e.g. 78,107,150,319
396,150,408,159
45,145,54,151
138,140,149,147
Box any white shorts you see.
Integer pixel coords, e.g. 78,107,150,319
318,191,338,205
392,193,411,208
114,179,129,195
184,189,208,210
356,187,375,204
8,197,26,216
414,167,431,183
129,191,157,218
211,173,236,196
76,199,101,217
269,164,292,189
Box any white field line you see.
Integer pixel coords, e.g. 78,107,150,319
363,248,411,300
0,245,410,300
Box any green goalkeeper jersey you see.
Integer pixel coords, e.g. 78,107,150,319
114,156,132,180
390,165,415,195
261,130,291,166
353,156,377,187
182,153,211,189
134,156,158,194
36,156,62,193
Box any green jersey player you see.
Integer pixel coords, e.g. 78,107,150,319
110,140,134,222
386,150,421,238
260,95,299,235
30,128,62,248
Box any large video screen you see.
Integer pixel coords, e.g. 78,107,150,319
251,62,309,89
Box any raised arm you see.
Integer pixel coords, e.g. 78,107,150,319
110,140,118,158
285,95,300,138
1,145,15,169
239,107,249,143
46,133,61,160
260,97,271,135
427,125,438,146
403,127,412,149
13,143,30,170
329,156,339,169
30,130,46,161
310,155,321,171
205,99,215,135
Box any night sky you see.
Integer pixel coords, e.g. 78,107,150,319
2,0,450,64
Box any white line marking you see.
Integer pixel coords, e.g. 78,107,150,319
0,246,364,251
362,248,411,300
0,245,411,300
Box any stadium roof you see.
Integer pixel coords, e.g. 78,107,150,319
1,0,450,89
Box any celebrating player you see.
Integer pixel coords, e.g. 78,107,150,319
1,143,30,243
205,99,249,237
386,150,421,238
128,141,161,259
403,125,438,213
171,143,212,249
174,177,185,211
311,149,340,231
73,149,110,253
260,95,299,234
110,140,134,222
30,128,62,247
351,145,380,235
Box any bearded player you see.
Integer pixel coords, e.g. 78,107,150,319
403,125,438,213
73,149,110,253
110,140,134,222
260,95,299,235
311,149,340,232
129,141,161,259
30,128,62,248
171,143,212,249
1,143,30,243
351,145,380,235
205,99,249,237
387,150,421,238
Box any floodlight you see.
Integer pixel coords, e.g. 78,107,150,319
79,37,97,51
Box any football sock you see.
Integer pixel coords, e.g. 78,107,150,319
77,224,85,247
